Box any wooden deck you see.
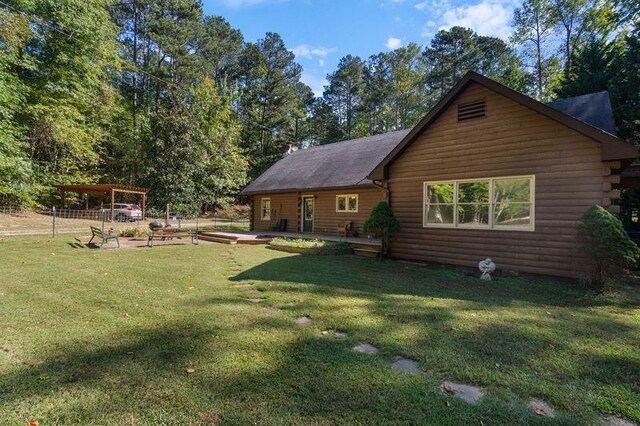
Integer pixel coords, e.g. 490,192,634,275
198,231,382,256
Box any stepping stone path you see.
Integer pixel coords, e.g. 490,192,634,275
294,316,312,326
263,306,281,313
244,298,265,303
600,416,636,426
335,331,348,338
352,343,379,355
440,381,485,405
528,398,555,418
391,358,420,374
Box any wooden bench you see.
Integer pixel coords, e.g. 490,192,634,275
147,228,198,247
89,226,120,249
337,221,357,237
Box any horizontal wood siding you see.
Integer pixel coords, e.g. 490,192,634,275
387,83,608,278
252,193,299,232
252,187,386,235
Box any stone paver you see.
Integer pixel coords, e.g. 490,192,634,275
335,331,348,338
528,398,556,418
352,343,378,354
440,381,485,405
599,416,636,426
294,316,312,326
244,298,265,303
391,358,420,374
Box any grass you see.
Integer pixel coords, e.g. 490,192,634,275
1,236,639,425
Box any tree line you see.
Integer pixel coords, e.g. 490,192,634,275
0,0,638,213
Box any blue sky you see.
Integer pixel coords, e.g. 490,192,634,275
202,0,519,96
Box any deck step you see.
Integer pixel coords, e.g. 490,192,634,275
198,235,237,244
353,248,381,258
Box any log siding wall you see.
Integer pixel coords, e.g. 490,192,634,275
387,83,613,278
251,187,386,236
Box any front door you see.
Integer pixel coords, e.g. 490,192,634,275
302,197,314,233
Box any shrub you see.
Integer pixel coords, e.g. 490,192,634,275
270,238,351,250
363,202,400,258
118,227,147,237
578,205,640,291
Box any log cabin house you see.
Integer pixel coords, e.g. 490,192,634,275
241,72,638,277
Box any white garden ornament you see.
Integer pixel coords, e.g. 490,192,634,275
478,258,496,281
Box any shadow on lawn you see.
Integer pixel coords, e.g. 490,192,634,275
0,316,521,424
230,254,603,308
1,301,637,423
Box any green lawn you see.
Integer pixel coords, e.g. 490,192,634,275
1,237,639,425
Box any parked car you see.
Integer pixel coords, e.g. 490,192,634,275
104,203,143,222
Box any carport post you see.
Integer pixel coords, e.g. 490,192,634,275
110,188,115,222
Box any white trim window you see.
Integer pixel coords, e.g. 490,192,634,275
424,176,534,231
260,198,271,221
336,194,358,212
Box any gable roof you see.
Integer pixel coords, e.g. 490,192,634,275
369,71,637,181
547,91,618,136
241,129,410,195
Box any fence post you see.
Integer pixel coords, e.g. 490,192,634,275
52,206,56,237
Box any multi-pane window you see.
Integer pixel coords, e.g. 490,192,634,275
261,198,271,221
336,194,358,212
424,176,534,231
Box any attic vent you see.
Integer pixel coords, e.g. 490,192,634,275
458,100,486,122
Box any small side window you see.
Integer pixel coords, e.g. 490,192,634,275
336,194,358,212
261,198,271,221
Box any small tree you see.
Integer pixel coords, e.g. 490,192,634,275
363,202,400,259
578,205,640,292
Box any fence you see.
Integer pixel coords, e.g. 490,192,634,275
0,206,250,237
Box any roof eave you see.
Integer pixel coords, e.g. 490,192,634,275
241,182,378,196
368,71,638,180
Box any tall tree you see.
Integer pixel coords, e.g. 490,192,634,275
512,0,561,100
0,8,37,206
323,55,366,140
424,27,480,100
237,32,310,177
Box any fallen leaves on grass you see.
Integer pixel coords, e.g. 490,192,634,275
185,368,195,374
29,420,39,426
441,384,455,395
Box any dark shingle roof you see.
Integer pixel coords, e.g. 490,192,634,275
241,129,410,194
547,91,618,136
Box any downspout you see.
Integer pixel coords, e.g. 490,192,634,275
372,180,390,204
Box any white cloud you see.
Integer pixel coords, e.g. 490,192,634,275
290,45,336,60
418,0,516,40
318,59,325,67
385,36,403,50
438,0,515,39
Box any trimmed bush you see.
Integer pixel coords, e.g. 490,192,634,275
578,205,640,291
363,202,400,258
118,227,147,237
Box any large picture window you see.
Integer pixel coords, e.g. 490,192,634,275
424,176,534,231
336,194,358,212
261,198,271,221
